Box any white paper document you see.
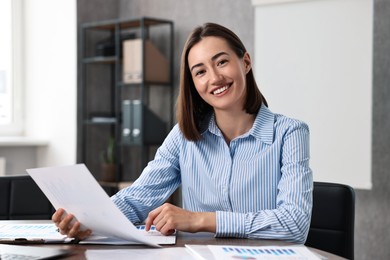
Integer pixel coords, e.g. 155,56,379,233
185,244,322,260
85,247,192,260
26,164,176,247
0,223,69,243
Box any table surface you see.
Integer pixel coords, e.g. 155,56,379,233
0,220,346,259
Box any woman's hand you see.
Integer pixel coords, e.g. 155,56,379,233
52,208,92,240
144,203,216,235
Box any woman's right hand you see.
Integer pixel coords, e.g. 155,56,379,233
52,208,92,240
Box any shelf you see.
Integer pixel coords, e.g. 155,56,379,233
84,118,117,125
117,81,173,87
78,17,174,184
81,17,173,31
0,137,49,147
82,56,117,64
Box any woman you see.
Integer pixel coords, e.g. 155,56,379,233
53,22,313,244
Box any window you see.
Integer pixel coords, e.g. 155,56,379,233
0,0,23,135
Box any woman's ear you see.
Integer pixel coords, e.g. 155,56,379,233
243,52,252,74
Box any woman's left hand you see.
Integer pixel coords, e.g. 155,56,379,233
144,203,216,235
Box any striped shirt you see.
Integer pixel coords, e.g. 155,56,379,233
111,105,313,244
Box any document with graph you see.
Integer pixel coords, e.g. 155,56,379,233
185,245,322,260
0,223,70,244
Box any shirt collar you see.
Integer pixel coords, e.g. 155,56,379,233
250,105,274,145
201,104,275,144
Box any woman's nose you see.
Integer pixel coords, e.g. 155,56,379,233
209,68,223,84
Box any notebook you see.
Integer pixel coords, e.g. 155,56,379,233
26,164,176,247
0,244,69,260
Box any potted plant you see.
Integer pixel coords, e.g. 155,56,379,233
100,137,116,182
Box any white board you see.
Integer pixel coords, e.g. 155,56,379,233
252,0,373,189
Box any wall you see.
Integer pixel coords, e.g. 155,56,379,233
77,0,119,24
0,147,37,175
76,0,389,258
355,0,390,258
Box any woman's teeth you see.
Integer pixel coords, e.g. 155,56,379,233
213,85,229,95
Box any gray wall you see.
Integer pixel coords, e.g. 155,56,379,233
78,0,390,259
0,147,37,175
355,0,390,259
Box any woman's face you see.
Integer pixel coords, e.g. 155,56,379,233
187,36,251,113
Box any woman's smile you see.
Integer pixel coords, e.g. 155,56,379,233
211,83,232,95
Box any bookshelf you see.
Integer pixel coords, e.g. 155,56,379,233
78,17,174,193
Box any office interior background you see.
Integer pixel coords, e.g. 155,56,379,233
0,0,388,259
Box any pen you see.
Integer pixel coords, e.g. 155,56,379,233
0,238,45,244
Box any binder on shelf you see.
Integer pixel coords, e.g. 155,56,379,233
122,39,169,84
122,100,167,145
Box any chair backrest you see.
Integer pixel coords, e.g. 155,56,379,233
0,175,54,220
305,182,355,260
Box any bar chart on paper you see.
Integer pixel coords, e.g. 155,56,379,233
206,245,321,260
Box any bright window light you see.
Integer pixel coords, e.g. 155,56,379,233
0,0,23,135
0,0,12,125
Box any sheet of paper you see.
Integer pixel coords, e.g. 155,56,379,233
0,223,68,243
206,245,321,260
185,244,215,260
27,164,168,247
85,248,192,260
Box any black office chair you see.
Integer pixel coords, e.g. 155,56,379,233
305,182,355,260
0,175,54,220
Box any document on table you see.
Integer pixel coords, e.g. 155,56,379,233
0,223,71,244
85,247,192,260
185,244,323,260
26,164,176,247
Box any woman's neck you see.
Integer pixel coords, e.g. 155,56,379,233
214,109,255,144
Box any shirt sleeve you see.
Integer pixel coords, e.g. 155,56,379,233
215,121,313,244
110,125,182,224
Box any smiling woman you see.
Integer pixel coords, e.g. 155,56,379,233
53,22,313,245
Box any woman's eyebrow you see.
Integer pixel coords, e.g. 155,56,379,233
190,51,229,72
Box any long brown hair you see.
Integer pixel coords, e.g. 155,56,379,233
176,23,267,141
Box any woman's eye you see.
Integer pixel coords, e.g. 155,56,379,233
195,70,205,76
218,59,228,66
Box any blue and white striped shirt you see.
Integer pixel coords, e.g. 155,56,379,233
111,105,313,243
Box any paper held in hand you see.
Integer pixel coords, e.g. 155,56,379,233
26,164,175,247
